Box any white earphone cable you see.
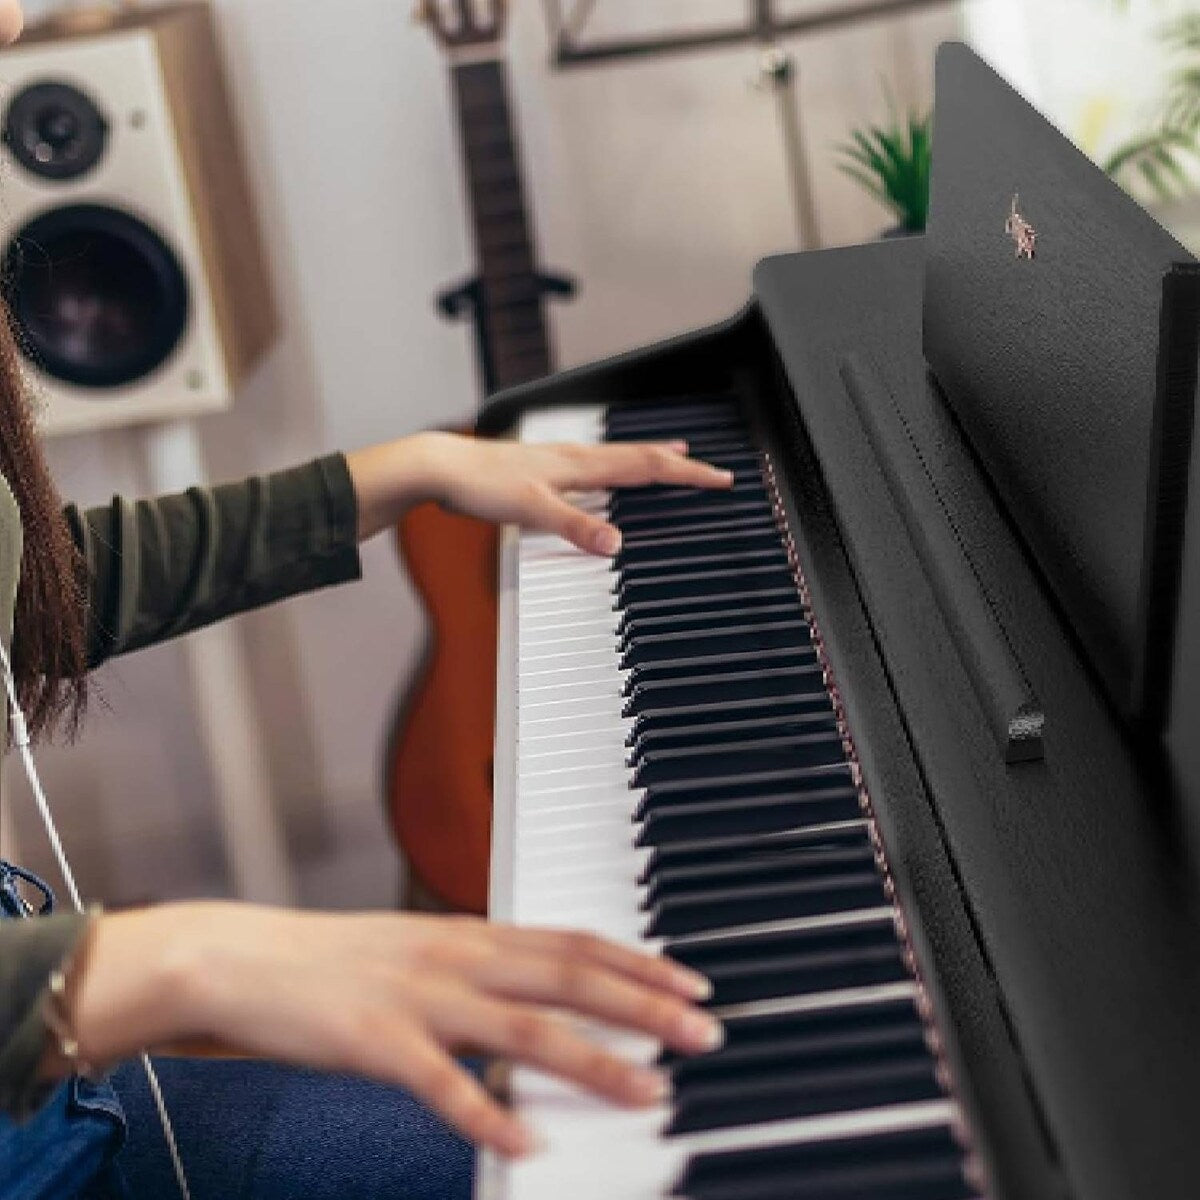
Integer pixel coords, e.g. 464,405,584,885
0,640,192,1200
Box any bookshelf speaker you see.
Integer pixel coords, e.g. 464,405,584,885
0,2,277,435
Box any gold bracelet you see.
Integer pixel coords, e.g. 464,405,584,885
42,903,104,1081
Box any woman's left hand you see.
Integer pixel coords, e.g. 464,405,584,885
347,432,734,554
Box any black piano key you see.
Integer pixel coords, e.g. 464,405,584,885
622,665,827,718
617,565,795,608
665,996,926,1079
613,469,763,507
678,449,761,470
606,427,747,450
614,548,787,588
667,1055,942,1135
614,530,785,571
629,710,836,763
620,623,811,671
610,481,770,522
616,588,799,634
635,787,861,847
627,693,835,746
619,603,801,651
619,544,787,576
611,440,754,464
643,841,877,906
605,401,741,431
637,759,849,810
674,1126,971,1200
644,870,889,937
614,498,772,534
641,821,869,883
631,732,845,791
604,401,741,425
666,918,906,1006
610,477,767,512
615,519,779,555
622,647,817,698
619,514,777,546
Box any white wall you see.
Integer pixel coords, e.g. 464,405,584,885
5,0,957,908
964,0,1199,171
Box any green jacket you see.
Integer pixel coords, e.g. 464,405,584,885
0,453,361,1117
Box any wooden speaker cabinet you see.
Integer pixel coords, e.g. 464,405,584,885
0,2,278,435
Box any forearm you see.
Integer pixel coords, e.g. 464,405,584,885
67,905,210,1070
344,432,457,542
68,455,362,667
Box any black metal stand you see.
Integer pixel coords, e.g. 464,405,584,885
541,0,957,66
437,272,576,395
539,0,957,249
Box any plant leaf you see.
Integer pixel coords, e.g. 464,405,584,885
836,107,932,230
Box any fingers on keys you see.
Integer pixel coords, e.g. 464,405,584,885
523,487,623,555
430,992,671,1109
556,441,735,491
393,1032,539,1159
493,925,713,1002
468,948,722,1055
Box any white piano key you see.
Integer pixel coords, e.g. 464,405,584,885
520,567,614,588
520,730,630,750
518,632,619,653
519,658,626,680
518,680,623,704
518,714,631,738
505,1092,959,1200
520,621,619,643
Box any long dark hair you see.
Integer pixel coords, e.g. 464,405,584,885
0,301,88,738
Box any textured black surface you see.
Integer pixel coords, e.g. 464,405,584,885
924,43,1197,723
840,351,1044,763
757,237,1200,1200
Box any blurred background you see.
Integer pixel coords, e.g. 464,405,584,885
1,0,1197,912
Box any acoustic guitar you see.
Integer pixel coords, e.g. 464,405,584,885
387,0,574,913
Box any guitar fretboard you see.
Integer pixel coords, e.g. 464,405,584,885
450,58,553,391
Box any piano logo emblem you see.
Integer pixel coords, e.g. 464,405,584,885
1006,194,1037,259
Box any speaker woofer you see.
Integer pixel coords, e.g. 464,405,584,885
2,204,190,390
3,81,109,181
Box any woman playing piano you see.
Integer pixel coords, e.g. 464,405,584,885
0,5,731,1197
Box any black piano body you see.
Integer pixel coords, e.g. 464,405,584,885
479,45,1200,1200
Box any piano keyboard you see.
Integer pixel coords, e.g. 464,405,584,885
487,399,981,1200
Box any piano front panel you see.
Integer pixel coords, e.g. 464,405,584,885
487,397,984,1200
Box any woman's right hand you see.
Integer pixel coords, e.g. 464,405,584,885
70,902,721,1157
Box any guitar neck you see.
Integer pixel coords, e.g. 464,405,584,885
449,56,553,391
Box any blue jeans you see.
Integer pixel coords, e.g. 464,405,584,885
87,1058,476,1200
0,864,475,1200
0,1076,125,1200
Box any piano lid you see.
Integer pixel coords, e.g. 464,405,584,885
923,43,1200,728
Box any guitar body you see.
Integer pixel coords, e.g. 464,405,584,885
386,5,572,913
389,503,497,914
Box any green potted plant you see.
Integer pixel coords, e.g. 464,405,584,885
1104,13,1200,200
836,101,932,236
